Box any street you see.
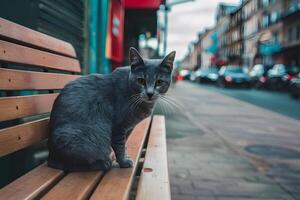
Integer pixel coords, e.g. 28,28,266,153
155,81,300,200
194,83,300,121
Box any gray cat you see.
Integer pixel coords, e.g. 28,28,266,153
47,48,176,172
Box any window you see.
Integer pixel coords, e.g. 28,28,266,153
273,32,279,43
297,25,300,41
262,0,269,7
288,27,294,42
241,25,245,36
262,15,269,28
289,0,300,12
262,0,276,7
270,12,279,23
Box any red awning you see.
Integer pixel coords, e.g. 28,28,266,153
124,0,163,9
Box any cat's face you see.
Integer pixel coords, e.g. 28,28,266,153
128,47,176,103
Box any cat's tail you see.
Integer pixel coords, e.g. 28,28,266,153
48,126,111,167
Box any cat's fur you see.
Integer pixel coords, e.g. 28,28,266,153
47,48,176,171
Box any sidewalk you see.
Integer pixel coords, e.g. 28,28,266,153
155,81,300,200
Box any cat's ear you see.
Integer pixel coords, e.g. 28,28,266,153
129,47,144,69
161,51,176,72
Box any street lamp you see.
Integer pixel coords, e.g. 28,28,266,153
163,0,194,56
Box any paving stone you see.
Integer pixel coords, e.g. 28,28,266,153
179,185,213,196
171,185,180,195
216,197,293,200
172,194,197,200
160,82,300,199
196,195,216,200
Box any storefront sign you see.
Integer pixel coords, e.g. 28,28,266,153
106,0,124,64
124,0,162,9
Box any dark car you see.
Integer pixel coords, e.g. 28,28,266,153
180,69,191,80
290,73,300,99
217,66,250,88
197,67,219,83
249,64,272,88
267,64,300,90
189,70,199,82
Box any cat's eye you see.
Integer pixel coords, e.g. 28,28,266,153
137,78,145,85
156,80,163,86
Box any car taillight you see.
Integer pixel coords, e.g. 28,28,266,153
259,76,267,83
177,75,183,81
225,76,232,82
287,74,295,81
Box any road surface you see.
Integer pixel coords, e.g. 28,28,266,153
156,81,300,200
194,83,300,121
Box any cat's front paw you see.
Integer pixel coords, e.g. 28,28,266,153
117,158,133,168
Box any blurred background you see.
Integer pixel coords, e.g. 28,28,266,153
1,0,300,199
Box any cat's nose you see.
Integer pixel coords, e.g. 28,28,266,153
147,92,154,99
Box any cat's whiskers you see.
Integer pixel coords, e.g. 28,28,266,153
156,99,170,115
157,97,175,115
124,94,143,117
156,94,184,115
133,98,143,111
161,95,183,111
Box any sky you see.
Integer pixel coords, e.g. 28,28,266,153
167,0,240,60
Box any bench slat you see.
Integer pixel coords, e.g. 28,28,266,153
136,116,171,200
0,17,76,58
42,118,150,200
89,117,151,200
0,94,58,122
0,118,49,157
0,164,65,200
0,40,81,72
0,68,80,90
41,172,104,200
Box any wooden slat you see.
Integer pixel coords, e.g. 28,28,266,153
41,172,104,200
0,40,81,72
43,118,151,200
0,17,76,58
0,164,65,200
89,117,152,200
0,118,49,157
0,94,58,122
136,116,171,200
0,68,80,90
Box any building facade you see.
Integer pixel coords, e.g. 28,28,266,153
193,0,300,71
242,0,262,68
201,29,215,68
257,0,284,65
180,0,300,73
227,6,244,65
216,3,238,65
281,0,300,66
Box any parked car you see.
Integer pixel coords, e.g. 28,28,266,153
179,69,191,80
172,68,181,83
197,67,219,83
217,66,250,88
267,64,300,90
189,70,199,82
290,72,300,99
249,64,272,89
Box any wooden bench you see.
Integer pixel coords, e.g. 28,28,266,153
0,17,171,200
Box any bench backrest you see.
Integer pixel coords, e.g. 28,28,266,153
0,17,81,157
0,18,171,200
